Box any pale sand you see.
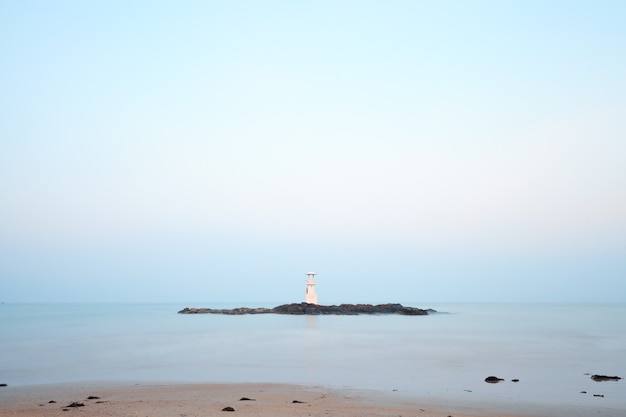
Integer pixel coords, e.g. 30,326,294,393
0,382,541,417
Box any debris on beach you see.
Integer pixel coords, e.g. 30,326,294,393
484,376,504,383
0,383,7,387
65,402,85,407
591,374,621,382
292,400,307,403
86,395,101,400
222,406,235,411
239,397,255,401
511,379,519,382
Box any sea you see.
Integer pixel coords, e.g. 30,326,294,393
1,302,625,415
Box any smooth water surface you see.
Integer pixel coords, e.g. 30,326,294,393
1,302,624,411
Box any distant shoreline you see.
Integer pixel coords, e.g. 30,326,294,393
178,302,435,315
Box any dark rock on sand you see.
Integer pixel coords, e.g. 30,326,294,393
49,400,57,403
179,303,434,316
511,379,519,382
65,402,85,407
484,376,504,383
292,400,306,403
222,406,235,411
239,397,255,401
86,396,100,400
0,383,7,387
591,374,622,382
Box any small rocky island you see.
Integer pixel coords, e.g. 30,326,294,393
178,303,435,316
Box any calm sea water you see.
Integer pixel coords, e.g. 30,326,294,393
1,302,624,413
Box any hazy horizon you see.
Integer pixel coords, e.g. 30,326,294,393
1,1,625,303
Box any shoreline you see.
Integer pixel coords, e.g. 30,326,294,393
1,381,622,417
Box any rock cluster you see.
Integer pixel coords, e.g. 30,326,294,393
179,307,273,315
591,374,622,382
178,302,434,316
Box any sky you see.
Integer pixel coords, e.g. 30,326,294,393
1,0,625,304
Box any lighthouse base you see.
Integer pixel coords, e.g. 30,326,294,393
305,293,318,305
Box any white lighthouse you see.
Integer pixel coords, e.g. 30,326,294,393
305,272,318,305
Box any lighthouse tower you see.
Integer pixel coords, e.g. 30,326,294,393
305,272,318,305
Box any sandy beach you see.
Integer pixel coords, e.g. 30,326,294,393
0,381,590,417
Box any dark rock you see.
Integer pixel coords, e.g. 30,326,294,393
49,400,57,403
222,406,235,411
581,391,587,394
511,379,519,382
65,402,84,407
86,396,100,400
178,307,271,315
594,394,605,398
0,383,7,387
484,376,504,383
272,302,431,315
179,303,434,316
292,400,306,403
239,397,255,401
591,374,622,382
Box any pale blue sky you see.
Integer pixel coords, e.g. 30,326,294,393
1,1,625,303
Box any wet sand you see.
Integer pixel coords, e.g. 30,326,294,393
0,382,556,417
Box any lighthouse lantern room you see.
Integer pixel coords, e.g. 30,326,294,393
305,272,318,305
